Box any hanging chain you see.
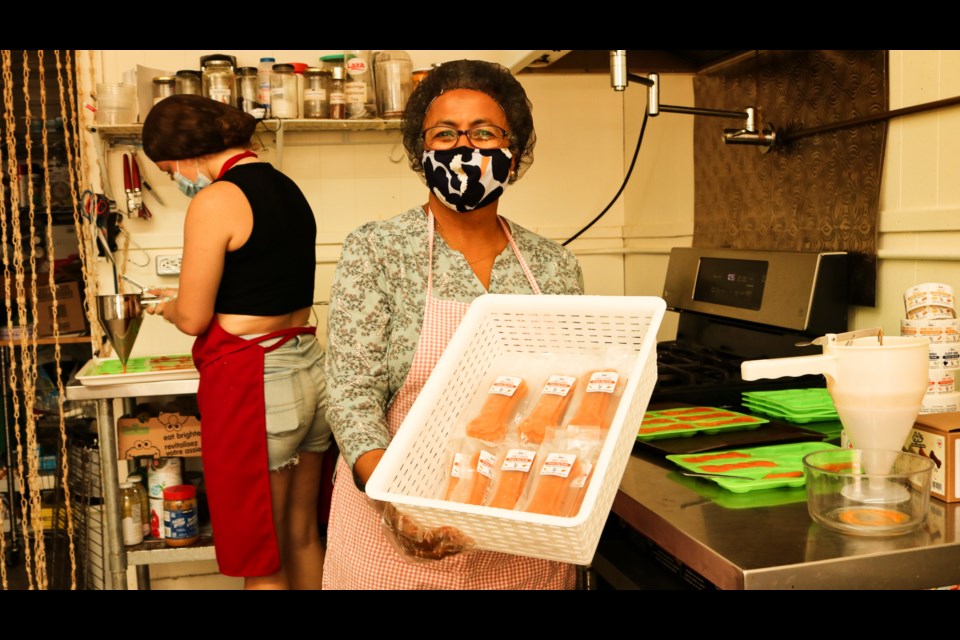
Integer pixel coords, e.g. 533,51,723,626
0,53,9,592
46,50,79,590
20,49,49,591
2,48,37,590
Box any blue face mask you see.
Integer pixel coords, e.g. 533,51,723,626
174,160,212,198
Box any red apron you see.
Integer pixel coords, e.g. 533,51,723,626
323,210,575,589
192,318,316,577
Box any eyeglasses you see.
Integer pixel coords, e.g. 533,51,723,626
422,124,509,150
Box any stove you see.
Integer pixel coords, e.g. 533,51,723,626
651,247,849,407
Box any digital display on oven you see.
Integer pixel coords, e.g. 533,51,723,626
693,258,768,310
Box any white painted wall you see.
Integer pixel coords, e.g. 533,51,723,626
79,51,692,358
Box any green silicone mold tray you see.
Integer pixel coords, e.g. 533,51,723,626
666,441,841,493
637,406,768,441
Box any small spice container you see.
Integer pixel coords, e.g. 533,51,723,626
152,76,176,105
175,70,202,95
303,67,330,118
328,65,346,120
203,59,235,105
163,484,199,547
237,66,264,118
271,63,298,118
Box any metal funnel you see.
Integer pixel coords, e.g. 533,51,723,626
97,293,144,368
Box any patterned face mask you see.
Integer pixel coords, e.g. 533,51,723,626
174,160,212,198
422,147,513,213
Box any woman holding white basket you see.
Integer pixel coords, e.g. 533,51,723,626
323,59,584,589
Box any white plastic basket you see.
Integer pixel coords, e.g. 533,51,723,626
366,294,665,565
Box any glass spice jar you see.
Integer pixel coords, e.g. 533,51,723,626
203,60,237,105
328,65,346,120
237,66,265,118
303,67,330,119
152,76,176,105
175,70,202,96
271,63,298,119
163,484,199,547
203,59,235,105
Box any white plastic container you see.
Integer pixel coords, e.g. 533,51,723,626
95,83,137,124
366,294,665,565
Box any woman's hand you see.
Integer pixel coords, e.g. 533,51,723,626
145,287,179,323
376,501,473,561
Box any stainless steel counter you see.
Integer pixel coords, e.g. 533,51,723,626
612,447,960,590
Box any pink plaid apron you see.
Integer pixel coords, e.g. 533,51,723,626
323,210,575,589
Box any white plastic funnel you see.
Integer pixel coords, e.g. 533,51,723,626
742,335,929,453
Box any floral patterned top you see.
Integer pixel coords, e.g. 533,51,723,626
325,206,584,469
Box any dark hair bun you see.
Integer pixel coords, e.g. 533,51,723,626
142,94,257,162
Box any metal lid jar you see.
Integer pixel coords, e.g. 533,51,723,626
175,70,201,95
271,63,298,119
237,66,264,118
152,76,176,105
303,67,331,119
202,59,235,105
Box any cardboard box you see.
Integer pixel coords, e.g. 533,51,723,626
36,280,87,337
907,412,960,503
116,411,202,460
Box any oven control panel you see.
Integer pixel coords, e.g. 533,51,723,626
662,247,847,334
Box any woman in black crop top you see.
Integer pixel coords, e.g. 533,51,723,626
141,95,331,590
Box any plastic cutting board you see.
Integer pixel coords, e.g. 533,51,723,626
666,441,840,493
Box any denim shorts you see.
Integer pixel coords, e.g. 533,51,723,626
259,333,332,471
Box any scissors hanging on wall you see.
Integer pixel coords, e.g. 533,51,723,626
122,152,151,219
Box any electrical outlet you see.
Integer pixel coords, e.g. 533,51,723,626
156,255,182,275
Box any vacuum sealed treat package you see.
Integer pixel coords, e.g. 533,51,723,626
463,375,529,443
435,352,632,510
520,426,605,517
484,435,542,510
442,436,501,505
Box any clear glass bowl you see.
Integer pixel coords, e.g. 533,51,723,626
802,448,934,536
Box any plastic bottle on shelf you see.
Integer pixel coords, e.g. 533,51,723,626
343,50,377,119
258,57,275,118
126,473,150,538
120,481,144,546
163,484,199,547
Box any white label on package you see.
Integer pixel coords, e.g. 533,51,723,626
489,376,523,397
501,448,537,473
543,375,577,396
540,452,577,478
586,371,619,393
570,462,593,489
450,452,467,479
477,449,497,479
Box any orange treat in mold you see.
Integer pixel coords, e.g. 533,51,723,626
682,451,752,464
518,375,578,445
568,370,621,429
464,376,528,443
699,460,777,473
